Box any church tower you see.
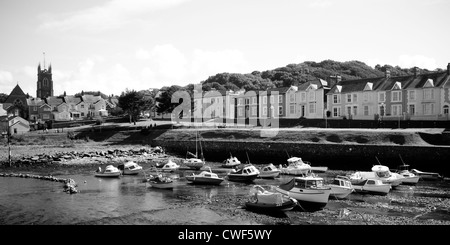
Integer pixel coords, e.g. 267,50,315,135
36,62,54,99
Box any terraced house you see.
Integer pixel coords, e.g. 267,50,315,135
326,64,450,121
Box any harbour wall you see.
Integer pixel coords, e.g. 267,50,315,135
152,139,450,176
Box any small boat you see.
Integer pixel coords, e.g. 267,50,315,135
351,178,391,196
222,155,241,168
410,169,444,181
94,165,121,178
395,164,420,185
348,165,402,188
227,164,260,183
245,185,298,213
184,130,206,170
258,164,281,179
186,167,224,185
274,172,331,211
279,157,312,176
117,161,143,175
326,176,354,199
161,159,180,172
144,174,174,189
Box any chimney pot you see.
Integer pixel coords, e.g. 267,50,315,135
385,70,391,78
447,63,450,75
414,67,419,77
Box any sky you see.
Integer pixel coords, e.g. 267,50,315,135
0,0,449,97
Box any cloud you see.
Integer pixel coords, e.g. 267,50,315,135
398,55,438,70
309,0,333,8
0,70,14,93
38,0,192,31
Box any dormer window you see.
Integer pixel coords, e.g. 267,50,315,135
424,79,434,88
364,82,373,91
392,81,402,90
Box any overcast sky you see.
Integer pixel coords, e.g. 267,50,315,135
1,0,449,97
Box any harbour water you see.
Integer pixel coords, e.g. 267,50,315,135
1,164,449,225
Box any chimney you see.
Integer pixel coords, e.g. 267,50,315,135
385,70,391,78
328,75,342,88
414,67,419,77
447,63,450,75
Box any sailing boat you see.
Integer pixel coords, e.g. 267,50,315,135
183,130,205,170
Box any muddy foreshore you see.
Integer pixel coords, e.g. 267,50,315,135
1,144,449,226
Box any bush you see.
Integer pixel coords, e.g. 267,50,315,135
96,118,104,125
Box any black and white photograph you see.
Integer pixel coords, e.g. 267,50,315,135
0,0,449,238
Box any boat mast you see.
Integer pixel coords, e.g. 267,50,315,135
246,151,251,164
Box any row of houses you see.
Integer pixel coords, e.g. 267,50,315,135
195,64,450,121
1,84,118,124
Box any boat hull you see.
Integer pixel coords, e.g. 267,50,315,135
94,172,121,178
148,182,174,189
258,171,280,179
352,185,390,196
399,176,420,185
122,169,141,175
186,176,224,185
274,187,330,211
329,186,353,199
227,174,259,183
245,199,297,212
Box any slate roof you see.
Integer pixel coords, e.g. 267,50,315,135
64,96,82,105
45,96,64,106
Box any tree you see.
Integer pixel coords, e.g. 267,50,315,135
0,93,8,103
155,85,184,116
118,89,154,125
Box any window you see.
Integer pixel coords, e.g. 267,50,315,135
346,94,352,103
353,106,357,116
239,98,243,105
444,105,449,114
263,107,267,116
424,89,434,100
408,104,415,115
309,103,316,114
378,92,386,102
391,91,402,102
43,78,48,87
43,114,49,119
353,94,358,103
211,98,215,104
252,97,257,105
289,94,295,103
408,91,416,101
33,107,37,111
391,104,402,116
423,104,434,115
346,106,352,116
278,106,283,116
251,107,257,116
81,112,85,117
270,95,274,104
263,96,267,104
238,108,243,116
363,106,369,116
289,104,295,114
81,104,85,109
333,107,341,117
333,94,341,104
278,95,283,103
301,92,306,102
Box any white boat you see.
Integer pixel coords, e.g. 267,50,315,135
258,164,281,179
351,178,391,195
395,164,420,185
161,159,180,172
94,165,121,178
274,173,331,211
144,174,174,189
117,161,143,175
326,176,354,199
184,130,205,170
348,165,402,188
279,157,312,176
186,167,224,185
410,169,444,181
227,164,260,183
222,155,241,168
245,185,298,213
